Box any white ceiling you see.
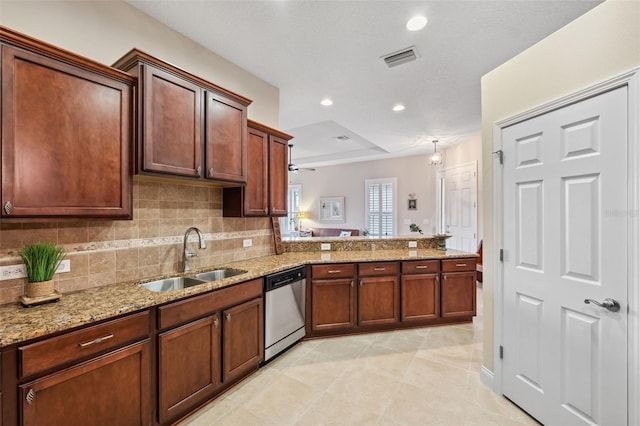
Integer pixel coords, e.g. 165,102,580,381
127,0,602,168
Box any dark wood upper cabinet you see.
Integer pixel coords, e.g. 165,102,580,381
205,91,247,183
141,64,202,177
223,120,291,217
0,28,135,219
113,49,251,184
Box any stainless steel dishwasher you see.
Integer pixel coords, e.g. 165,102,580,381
264,266,306,362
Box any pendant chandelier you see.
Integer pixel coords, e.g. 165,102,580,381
429,140,443,166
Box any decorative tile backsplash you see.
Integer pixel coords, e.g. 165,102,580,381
0,178,275,305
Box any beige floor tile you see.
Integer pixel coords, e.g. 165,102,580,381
242,374,322,425
215,406,273,426
295,391,381,425
381,381,466,425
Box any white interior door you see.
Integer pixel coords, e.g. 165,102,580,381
502,86,628,425
441,162,477,252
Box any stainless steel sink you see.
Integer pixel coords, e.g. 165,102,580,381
139,276,206,292
195,268,247,282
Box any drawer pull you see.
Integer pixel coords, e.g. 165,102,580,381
327,270,341,274
78,334,114,348
373,267,386,271
26,388,35,405
455,263,467,267
415,265,428,269
226,313,231,322
214,317,219,328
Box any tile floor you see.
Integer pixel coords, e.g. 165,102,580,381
180,286,538,425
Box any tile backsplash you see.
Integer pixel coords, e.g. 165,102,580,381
0,178,275,304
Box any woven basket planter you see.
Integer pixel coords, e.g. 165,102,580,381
26,280,55,298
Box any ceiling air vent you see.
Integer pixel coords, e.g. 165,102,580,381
382,46,418,68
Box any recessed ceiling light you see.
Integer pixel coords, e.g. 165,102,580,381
406,15,427,31
392,104,405,112
320,98,333,106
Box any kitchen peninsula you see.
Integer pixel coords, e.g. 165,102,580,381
0,236,476,426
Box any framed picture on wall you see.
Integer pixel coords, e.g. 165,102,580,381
408,199,417,210
320,196,345,223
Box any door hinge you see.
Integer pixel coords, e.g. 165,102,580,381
493,150,504,165
499,249,504,262
499,345,504,359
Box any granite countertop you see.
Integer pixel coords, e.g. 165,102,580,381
0,249,475,348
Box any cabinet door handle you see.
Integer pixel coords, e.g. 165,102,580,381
26,388,35,405
327,270,341,274
455,263,467,267
197,166,202,177
415,265,428,269
79,334,114,348
359,280,363,287
373,267,386,271
443,275,447,281
265,208,268,214
226,313,231,322
214,316,219,327
209,168,214,177
350,281,354,287
4,201,12,215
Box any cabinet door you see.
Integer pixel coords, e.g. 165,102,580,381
401,274,439,322
441,271,477,318
223,298,263,383
205,91,247,183
141,64,202,177
358,276,399,326
158,315,221,424
268,135,288,216
243,127,269,216
311,279,356,332
20,342,150,426
1,45,133,218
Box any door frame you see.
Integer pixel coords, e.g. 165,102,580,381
490,68,640,426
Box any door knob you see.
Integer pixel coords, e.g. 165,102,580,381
584,298,620,312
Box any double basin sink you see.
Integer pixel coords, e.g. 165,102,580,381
139,268,247,293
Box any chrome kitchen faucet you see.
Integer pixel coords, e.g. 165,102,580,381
182,227,206,272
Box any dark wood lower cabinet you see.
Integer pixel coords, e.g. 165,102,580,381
20,341,150,426
357,276,399,326
441,271,477,318
158,315,220,424
310,278,356,332
223,298,263,383
401,273,439,322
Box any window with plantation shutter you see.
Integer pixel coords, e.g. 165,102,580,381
365,178,396,236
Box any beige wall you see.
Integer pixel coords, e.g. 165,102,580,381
481,0,640,372
290,136,482,237
0,0,279,126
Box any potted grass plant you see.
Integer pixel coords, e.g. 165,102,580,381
19,243,66,298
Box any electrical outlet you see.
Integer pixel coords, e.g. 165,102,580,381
321,253,331,261
243,239,252,248
409,250,417,257
408,241,418,248
56,259,71,273
321,243,331,251
0,264,26,280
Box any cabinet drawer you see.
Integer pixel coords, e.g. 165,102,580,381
441,258,477,272
401,260,440,274
358,262,399,277
311,264,355,279
19,311,149,378
158,278,262,330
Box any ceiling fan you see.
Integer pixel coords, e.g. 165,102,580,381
288,144,316,173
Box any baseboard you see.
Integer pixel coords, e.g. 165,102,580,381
480,365,496,392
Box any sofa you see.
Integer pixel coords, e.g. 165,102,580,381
309,228,360,237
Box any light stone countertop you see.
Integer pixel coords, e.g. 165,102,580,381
0,249,475,348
